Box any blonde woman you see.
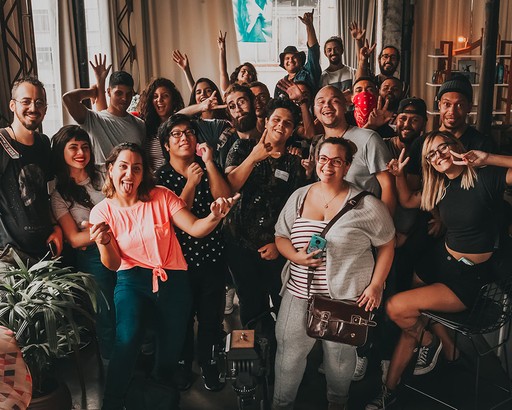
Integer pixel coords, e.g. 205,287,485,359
366,130,512,409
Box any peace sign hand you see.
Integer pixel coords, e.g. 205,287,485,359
387,148,410,177
359,39,376,62
450,149,488,167
217,30,227,52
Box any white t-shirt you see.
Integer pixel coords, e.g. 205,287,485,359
82,109,145,164
320,66,354,91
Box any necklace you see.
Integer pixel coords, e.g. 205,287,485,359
321,189,342,209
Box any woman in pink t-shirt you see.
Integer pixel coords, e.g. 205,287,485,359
88,142,238,410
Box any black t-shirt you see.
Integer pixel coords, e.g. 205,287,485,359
157,161,224,268
439,166,507,254
407,126,497,176
0,130,54,257
223,139,307,250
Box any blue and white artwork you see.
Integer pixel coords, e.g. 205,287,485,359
233,0,272,42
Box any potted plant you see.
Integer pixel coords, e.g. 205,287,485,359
0,248,99,409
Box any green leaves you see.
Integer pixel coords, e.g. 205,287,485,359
0,251,100,388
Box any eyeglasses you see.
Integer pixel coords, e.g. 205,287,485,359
380,54,398,61
425,142,454,163
317,155,348,167
170,128,196,139
12,98,47,109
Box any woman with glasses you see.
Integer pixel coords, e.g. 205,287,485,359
273,137,395,410
88,142,238,410
156,114,231,392
366,130,512,409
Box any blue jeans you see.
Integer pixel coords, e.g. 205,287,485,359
102,267,192,410
76,246,116,359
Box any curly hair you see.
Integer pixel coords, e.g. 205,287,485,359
137,78,185,137
229,62,257,85
102,143,155,202
51,125,103,209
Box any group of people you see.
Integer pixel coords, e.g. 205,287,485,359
1,10,511,410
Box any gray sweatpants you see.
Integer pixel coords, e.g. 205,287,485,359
272,290,357,409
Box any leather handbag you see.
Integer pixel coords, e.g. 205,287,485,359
305,191,377,346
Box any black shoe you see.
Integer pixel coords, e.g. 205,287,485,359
174,360,192,391
365,384,398,410
414,335,443,375
201,362,225,392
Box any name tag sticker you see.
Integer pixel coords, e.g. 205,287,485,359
274,169,289,181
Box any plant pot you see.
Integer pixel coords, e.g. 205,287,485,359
28,379,72,410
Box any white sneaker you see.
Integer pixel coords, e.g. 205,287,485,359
224,287,236,315
352,355,368,381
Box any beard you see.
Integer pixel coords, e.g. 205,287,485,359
379,63,396,76
397,128,420,145
16,111,42,131
329,55,341,65
233,111,257,133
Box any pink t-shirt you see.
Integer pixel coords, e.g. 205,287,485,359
90,186,188,291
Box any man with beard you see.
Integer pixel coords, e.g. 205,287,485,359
0,77,62,261
274,9,321,99
406,74,496,180
63,70,145,163
320,36,354,92
250,81,271,133
379,76,403,114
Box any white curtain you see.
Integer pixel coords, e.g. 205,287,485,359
338,0,376,71
139,0,239,99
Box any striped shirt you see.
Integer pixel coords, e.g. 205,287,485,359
286,217,330,299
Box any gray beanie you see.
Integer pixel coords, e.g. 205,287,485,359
437,74,473,103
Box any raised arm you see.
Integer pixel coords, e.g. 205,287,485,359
299,9,318,47
199,143,232,198
388,149,421,208
62,87,97,124
225,132,271,192
172,50,195,92
451,150,512,185
276,78,314,139
89,53,111,111
355,39,376,80
349,21,366,51
217,31,230,92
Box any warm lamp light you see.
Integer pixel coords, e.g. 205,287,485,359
458,36,468,44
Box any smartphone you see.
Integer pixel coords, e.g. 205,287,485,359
458,256,475,266
307,234,327,259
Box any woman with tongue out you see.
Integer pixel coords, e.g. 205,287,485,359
88,142,239,410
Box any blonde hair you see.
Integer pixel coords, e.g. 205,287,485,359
420,131,477,211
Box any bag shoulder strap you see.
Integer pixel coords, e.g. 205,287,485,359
0,128,21,160
307,191,370,297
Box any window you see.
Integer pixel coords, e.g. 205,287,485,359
235,0,335,92
31,0,112,137
33,9,50,33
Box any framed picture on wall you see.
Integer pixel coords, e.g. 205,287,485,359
458,59,476,73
